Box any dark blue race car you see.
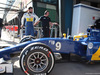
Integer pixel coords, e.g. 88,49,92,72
0,28,100,75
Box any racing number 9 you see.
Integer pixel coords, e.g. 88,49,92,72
55,42,61,51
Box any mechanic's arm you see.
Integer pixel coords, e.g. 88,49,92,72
34,20,40,26
21,14,25,28
34,14,40,26
49,22,58,26
34,14,39,23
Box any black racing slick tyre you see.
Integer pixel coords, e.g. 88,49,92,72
20,36,35,43
20,43,55,75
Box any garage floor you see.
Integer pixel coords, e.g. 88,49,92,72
12,56,100,75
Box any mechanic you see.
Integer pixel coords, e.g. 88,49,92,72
94,18,100,29
34,10,58,37
21,7,39,36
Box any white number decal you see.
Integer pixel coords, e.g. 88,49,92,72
55,42,61,51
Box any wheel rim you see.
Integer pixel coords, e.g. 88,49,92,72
27,52,49,73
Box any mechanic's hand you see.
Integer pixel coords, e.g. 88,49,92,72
54,23,59,25
34,24,36,26
21,25,24,28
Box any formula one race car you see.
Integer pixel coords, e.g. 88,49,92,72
0,27,100,75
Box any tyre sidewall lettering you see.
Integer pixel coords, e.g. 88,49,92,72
21,46,49,56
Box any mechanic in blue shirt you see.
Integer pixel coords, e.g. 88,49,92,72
34,10,58,37
21,7,38,36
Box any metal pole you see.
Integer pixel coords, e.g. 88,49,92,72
20,27,23,39
50,26,54,38
59,0,62,37
67,28,69,37
55,27,57,38
13,25,15,41
37,28,39,38
38,29,41,38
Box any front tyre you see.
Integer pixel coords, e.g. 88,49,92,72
20,43,55,75
20,36,35,43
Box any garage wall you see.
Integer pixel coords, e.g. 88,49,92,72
35,2,58,22
74,0,100,8
80,1,90,5
71,4,100,36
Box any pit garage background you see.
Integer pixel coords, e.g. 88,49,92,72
3,0,100,37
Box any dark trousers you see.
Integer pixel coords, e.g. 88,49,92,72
43,28,49,38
